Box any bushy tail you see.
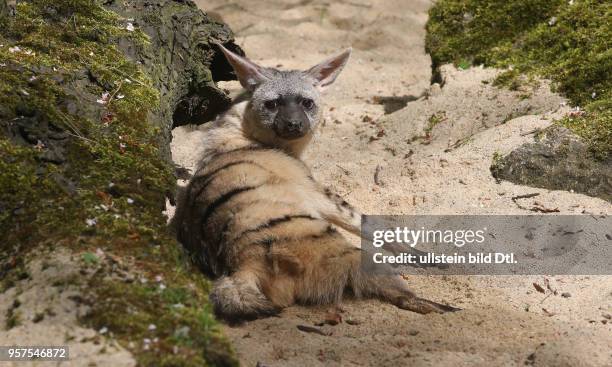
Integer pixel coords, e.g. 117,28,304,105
210,273,280,321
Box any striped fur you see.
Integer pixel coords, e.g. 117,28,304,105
174,47,458,320
174,101,458,320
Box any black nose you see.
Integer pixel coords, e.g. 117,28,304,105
287,120,301,131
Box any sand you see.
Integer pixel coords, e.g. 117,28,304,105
0,249,136,367
167,0,612,365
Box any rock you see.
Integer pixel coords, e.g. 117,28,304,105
491,126,611,202
377,65,565,152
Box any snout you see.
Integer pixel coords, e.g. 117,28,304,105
274,119,309,139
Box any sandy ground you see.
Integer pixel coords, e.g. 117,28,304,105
2,2,608,367
0,249,136,367
168,0,612,366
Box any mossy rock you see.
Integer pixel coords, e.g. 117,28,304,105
427,0,611,199
426,0,611,158
0,0,241,365
491,126,612,202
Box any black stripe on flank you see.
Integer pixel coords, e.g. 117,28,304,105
249,223,337,250
306,225,338,239
316,225,337,237
232,214,317,244
200,185,262,228
191,160,264,200
190,144,273,197
196,160,256,185
215,199,309,254
208,145,271,161
214,198,267,244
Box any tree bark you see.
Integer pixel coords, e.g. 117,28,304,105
0,0,240,364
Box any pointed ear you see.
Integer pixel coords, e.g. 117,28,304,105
306,48,352,91
215,42,269,91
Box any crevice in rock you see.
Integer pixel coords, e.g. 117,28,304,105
210,41,243,82
171,42,242,128
172,83,232,127
430,65,445,88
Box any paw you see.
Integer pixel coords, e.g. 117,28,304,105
396,296,461,314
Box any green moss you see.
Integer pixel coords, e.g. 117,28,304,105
50,273,81,289
426,0,612,158
492,69,533,91
0,262,29,294
0,0,168,248
426,0,563,67
81,252,100,265
83,267,237,367
425,112,446,135
457,59,471,70
6,311,22,329
0,0,235,364
558,108,611,161
492,151,504,166
6,299,22,329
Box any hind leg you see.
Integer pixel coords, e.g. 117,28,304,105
288,238,459,314
348,247,460,313
352,271,460,314
209,268,281,321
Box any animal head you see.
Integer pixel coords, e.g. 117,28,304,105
216,42,351,153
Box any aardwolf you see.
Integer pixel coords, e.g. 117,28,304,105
174,43,458,320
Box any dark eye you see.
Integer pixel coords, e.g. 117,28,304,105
301,98,314,109
264,100,278,110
